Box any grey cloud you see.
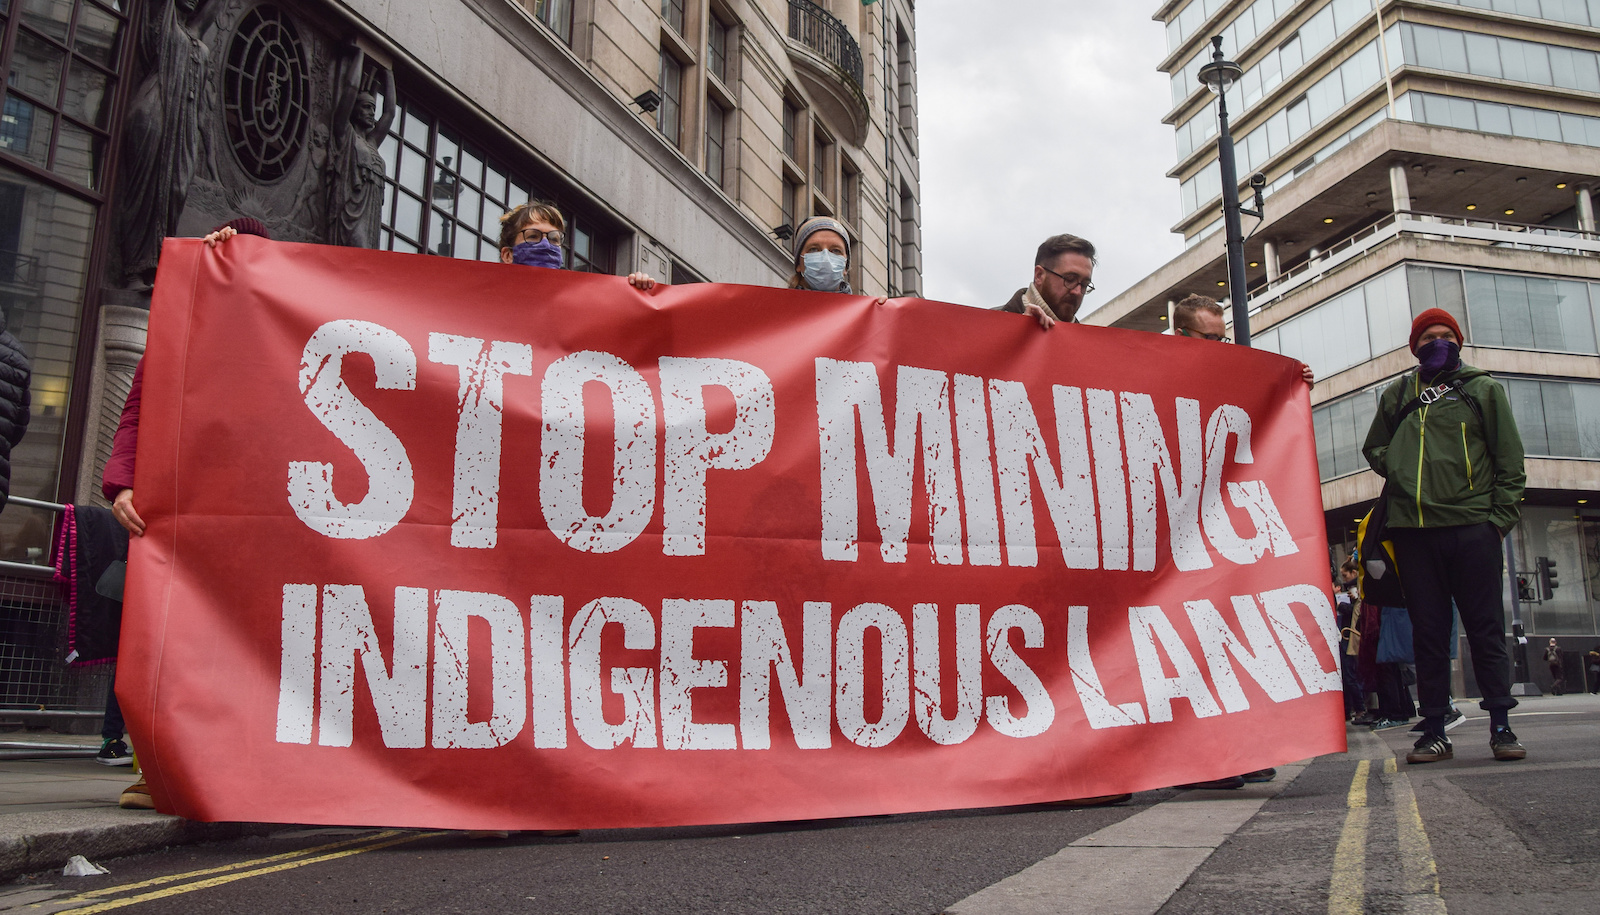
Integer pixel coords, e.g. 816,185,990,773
918,1,1186,316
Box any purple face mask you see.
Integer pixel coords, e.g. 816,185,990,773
511,239,563,269
1417,338,1461,376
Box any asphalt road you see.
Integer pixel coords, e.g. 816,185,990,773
5,695,1596,914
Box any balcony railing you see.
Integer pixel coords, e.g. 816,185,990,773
1244,211,1600,316
788,0,864,96
0,250,40,288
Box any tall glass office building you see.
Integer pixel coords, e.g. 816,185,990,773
1093,0,1600,691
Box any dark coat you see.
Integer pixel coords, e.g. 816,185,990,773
0,329,31,506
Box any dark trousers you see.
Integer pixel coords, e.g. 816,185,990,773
1391,523,1517,719
100,675,124,742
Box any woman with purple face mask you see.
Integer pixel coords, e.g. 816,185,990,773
498,201,656,289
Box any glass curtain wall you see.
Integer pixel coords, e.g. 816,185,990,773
0,1,128,561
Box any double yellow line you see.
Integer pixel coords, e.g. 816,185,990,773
36,830,444,913
1328,753,1447,915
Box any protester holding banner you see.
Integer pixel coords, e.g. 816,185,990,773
1170,294,1316,385
993,234,1097,330
1362,308,1527,764
104,218,269,808
498,200,657,289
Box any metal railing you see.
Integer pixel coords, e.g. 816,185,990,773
1246,211,1600,314
0,495,114,751
788,0,864,95
0,249,40,287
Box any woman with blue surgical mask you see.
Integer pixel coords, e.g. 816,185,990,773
499,200,656,289
787,216,853,293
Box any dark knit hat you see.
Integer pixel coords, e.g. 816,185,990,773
208,217,271,240
792,216,849,262
1409,308,1462,353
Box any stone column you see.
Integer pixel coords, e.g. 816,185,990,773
1578,184,1596,235
1263,240,1281,281
1389,163,1411,217
73,304,148,507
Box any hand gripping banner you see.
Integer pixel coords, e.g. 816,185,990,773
120,238,1345,829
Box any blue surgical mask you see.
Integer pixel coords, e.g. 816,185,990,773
801,251,847,291
511,239,563,269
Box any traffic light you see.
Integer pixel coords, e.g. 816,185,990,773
1537,556,1560,600
1517,575,1537,603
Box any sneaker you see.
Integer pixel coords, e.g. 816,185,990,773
1176,776,1246,790
1370,718,1412,730
1406,734,1453,764
95,738,133,767
1240,768,1277,783
119,776,154,810
1490,726,1527,761
1349,712,1379,726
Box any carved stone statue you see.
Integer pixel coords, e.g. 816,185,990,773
327,47,395,249
113,0,221,287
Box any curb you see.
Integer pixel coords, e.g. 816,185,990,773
0,810,278,883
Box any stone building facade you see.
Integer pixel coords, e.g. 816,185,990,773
0,0,922,565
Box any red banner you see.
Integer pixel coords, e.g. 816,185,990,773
120,238,1345,829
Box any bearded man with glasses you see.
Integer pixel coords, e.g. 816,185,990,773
995,234,1098,329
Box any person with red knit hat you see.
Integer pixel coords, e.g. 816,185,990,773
1362,307,1527,766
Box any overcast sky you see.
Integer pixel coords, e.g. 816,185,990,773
917,1,1185,317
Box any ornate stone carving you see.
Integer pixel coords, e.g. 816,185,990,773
326,47,395,249
113,0,223,287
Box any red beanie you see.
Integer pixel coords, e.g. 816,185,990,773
1409,308,1462,353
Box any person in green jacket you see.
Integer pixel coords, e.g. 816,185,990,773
1362,307,1527,765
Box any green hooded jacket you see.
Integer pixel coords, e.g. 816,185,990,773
1361,364,1526,533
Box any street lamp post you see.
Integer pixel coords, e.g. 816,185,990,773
1197,36,1262,347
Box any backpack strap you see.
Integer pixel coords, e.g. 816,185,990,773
1390,375,1477,430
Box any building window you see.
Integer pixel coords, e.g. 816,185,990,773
782,100,800,161
1395,22,1600,94
534,0,574,45
1403,91,1600,148
782,178,798,229
839,160,858,226
663,0,686,36
896,23,915,133
1311,389,1381,482
899,183,918,295
0,0,128,192
812,130,830,196
658,51,683,146
708,15,730,83
705,98,725,188
376,94,613,271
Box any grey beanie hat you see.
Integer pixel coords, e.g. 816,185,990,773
792,216,850,261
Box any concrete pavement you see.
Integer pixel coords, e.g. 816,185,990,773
0,734,269,882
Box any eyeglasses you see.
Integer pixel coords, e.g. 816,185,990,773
516,226,564,246
1039,265,1094,295
1176,326,1231,343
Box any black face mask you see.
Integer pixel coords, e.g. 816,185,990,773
1417,338,1461,376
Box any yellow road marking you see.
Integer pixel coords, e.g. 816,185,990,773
45,831,445,914
1328,759,1371,915
35,831,407,907
1386,758,1448,913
